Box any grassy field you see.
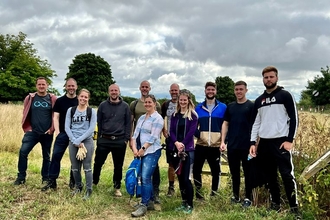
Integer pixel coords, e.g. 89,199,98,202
0,104,329,220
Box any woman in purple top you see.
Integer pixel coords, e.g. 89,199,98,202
169,90,198,214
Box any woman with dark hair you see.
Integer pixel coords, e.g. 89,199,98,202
169,90,198,214
130,94,164,217
65,88,96,199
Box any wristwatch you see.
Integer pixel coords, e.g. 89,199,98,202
142,146,146,151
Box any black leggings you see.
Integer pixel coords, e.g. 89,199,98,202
177,151,194,207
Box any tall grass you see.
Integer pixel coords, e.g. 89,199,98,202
0,104,329,219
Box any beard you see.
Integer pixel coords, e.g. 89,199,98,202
110,95,119,101
206,94,215,100
264,81,277,90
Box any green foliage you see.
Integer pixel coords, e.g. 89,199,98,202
66,53,115,106
180,88,198,105
47,87,61,96
299,168,330,218
215,76,235,105
301,66,330,106
154,97,166,106
0,32,56,102
121,96,136,105
293,112,330,218
298,90,313,109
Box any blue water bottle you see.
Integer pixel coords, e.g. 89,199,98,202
247,154,253,161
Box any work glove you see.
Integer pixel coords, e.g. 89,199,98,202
76,143,88,161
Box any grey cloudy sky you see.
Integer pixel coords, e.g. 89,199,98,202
1,0,330,102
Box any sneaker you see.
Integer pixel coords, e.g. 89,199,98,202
147,201,155,210
167,186,175,197
153,189,161,204
71,185,83,196
175,202,187,211
114,189,122,197
242,198,252,208
183,205,193,214
131,204,147,217
231,196,241,204
83,189,92,200
41,180,57,191
13,178,25,185
267,202,281,212
71,188,81,196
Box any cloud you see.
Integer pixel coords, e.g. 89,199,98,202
1,0,330,102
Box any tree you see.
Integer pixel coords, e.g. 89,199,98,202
301,66,330,106
181,89,197,105
215,76,235,105
0,32,56,102
66,53,115,106
156,89,198,106
122,96,137,105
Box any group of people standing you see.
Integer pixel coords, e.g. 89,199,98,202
13,65,300,219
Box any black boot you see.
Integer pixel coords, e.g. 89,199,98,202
41,180,57,191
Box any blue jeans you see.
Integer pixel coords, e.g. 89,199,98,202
141,149,161,205
48,132,70,180
17,131,53,180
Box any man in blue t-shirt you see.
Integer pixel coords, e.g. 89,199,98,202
41,78,78,191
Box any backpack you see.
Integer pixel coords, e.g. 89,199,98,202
125,158,142,199
161,100,171,118
132,99,139,120
70,106,98,140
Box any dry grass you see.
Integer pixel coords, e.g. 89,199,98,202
1,104,329,219
0,104,25,153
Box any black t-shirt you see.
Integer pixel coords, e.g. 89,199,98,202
30,94,52,133
53,95,78,132
176,113,186,142
223,100,254,150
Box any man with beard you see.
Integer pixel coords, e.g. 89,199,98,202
161,83,180,197
249,66,300,218
93,84,131,197
42,78,78,191
193,81,227,199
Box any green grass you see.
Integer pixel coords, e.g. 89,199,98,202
0,149,308,220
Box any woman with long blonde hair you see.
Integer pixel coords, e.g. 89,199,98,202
169,90,198,214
